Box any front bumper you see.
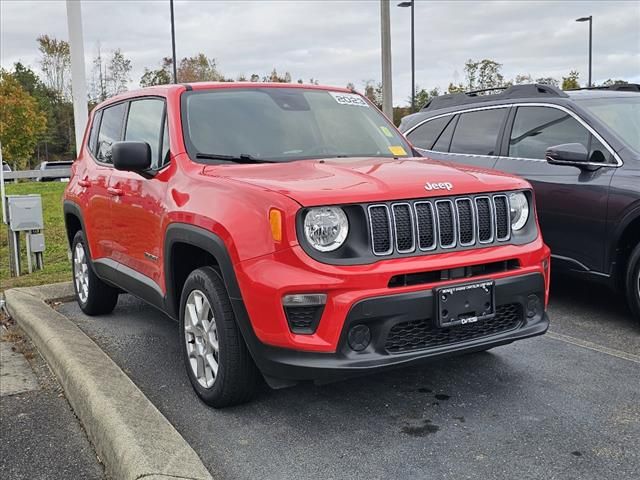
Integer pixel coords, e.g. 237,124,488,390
231,271,548,384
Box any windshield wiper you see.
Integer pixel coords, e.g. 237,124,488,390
195,153,272,164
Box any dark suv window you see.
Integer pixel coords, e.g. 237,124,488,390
407,116,451,150
97,103,127,163
449,108,507,156
509,106,610,162
124,99,165,169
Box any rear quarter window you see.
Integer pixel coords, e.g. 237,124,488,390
407,116,452,150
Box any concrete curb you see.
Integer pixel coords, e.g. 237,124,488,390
5,282,214,480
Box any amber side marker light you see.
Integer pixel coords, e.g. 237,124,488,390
269,209,283,242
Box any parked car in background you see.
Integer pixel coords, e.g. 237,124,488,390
36,160,73,182
2,161,11,172
64,82,550,407
400,83,640,322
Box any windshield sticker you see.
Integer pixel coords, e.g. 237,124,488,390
380,126,394,138
388,145,408,156
329,92,370,107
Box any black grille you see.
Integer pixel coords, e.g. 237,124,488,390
494,195,510,240
393,204,414,252
369,205,392,254
436,201,455,247
476,197,493,242
415,202,435,250
368,193,513,256
385,304,522,353
456,199,474,245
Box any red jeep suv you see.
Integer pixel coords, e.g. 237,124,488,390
64,83,550,407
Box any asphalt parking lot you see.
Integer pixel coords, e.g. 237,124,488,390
58,275,639,480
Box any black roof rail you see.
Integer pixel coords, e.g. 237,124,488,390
568,83,640,93
421,83,568,112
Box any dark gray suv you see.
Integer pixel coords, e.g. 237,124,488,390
399,84,640,322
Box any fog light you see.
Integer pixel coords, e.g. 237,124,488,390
526,294,541,319
348,324,371,352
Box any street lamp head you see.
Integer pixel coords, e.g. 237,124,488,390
576,16,591,22
397,1,413,7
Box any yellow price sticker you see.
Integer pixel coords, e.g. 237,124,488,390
388,145,408,156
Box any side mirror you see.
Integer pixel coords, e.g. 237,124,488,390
545,143,589,166
112,141,151,173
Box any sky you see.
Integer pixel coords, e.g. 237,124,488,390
1,0,639,106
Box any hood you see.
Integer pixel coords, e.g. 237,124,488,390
202,157,530,207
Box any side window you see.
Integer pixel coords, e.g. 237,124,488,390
97,103,127,163
407,116,451,150
432,115,457,152
508,106,610,162
124,99,165,170
88,110,102,155
449,108,507,156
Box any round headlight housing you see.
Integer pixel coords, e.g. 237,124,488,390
509,192,530,231
303,207,349,252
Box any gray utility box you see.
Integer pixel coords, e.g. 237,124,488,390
28,233,46,253
7,194,44,231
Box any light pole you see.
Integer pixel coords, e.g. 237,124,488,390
398,1,415,111
170,0,178,83
576,15,593,87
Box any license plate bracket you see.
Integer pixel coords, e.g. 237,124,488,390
435,280,495,328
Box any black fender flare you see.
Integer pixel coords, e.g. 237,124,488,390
63,200,87,248
163,223,243,319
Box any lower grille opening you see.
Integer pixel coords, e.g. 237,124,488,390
388,259,520,288
284,305,324,334
385,303,522,353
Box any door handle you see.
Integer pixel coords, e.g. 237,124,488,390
78,178,91,187
107,187,124,196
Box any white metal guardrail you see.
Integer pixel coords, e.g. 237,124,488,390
3,168,72,180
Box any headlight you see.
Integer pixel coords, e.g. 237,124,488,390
509,192,530,231
303,207,349,252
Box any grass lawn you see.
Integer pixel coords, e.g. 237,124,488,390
1,182,71,291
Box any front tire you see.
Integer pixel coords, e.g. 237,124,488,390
179,266,258,408
71,231,119,315
625,243,640,323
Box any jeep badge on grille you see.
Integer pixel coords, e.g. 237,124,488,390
424,182,453,191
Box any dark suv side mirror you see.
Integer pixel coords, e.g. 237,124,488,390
545,143,589,166
112,141,151,173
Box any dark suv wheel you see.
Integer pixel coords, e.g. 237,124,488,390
71,231,119,315
624,243,640,323
179,266,258,407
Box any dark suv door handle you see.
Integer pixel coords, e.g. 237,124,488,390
78,178,91,187
107,187,124,196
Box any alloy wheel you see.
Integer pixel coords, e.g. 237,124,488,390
73,242,89,304
184,289,220,388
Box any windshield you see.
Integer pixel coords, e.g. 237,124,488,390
182,88,412,162
576,96,640,153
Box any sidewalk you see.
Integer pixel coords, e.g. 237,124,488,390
0,322,105,480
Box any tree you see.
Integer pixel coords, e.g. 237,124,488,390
562,70,580,90
413,86,439,109
140,54,222,86
0,70,48,169
514,73,559,87
464,58,505,91
108,49,132,96
178,54,222,82
601,79,628,87
140,57,173,87
363,80,383,109
37,34,71,99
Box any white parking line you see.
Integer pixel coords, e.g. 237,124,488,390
546,331,640,364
